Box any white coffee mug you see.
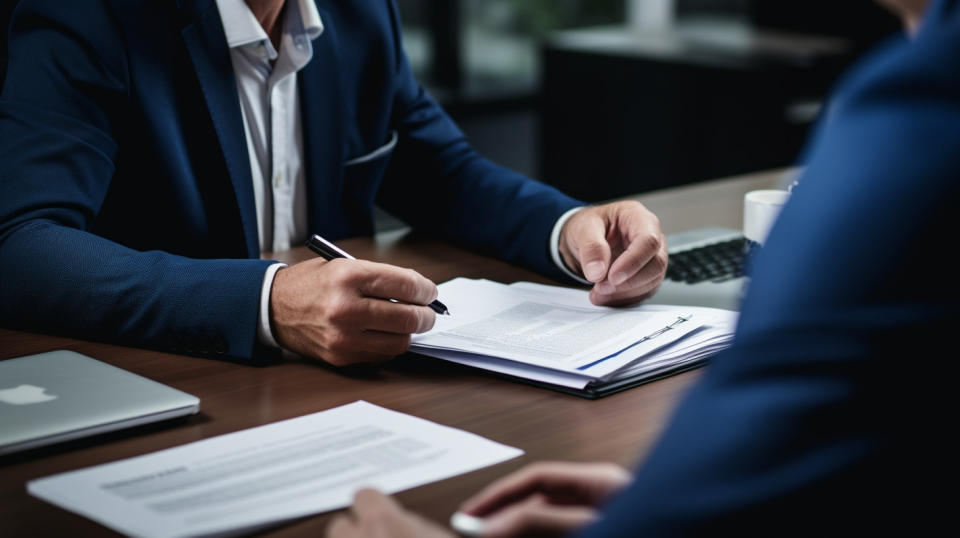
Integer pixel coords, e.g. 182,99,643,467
628,0,675,30
743,189,790,247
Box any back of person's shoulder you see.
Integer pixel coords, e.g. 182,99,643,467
843,0,960,97
900,0,960,73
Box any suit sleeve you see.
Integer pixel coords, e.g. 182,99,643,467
0,0,272,359
576,15,960,538
374,1,583,281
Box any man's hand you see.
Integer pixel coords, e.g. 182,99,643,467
559,201,668,306
327,489,454,538
458,461,633,538
269,258,437,366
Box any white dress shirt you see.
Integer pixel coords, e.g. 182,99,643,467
216,0,320,347
215,0,585,349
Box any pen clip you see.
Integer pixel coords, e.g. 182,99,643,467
576,314,693,371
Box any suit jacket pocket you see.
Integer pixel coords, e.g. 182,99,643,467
344,130,398,166
341,130,398,235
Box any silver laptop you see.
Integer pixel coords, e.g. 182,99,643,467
649,227,749,311
0,350,200,455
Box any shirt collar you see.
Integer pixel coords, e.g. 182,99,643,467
294,0,323,40
215,0,324,50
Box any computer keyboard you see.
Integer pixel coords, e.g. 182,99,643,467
665,237,746,284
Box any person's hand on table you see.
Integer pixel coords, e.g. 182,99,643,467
457,461,633,538
559,201,668,306
269,258,438,366
327,489,454,538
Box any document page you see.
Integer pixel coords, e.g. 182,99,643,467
413,278,702,375
408,280,737,391
425,308,736,389
28,401,522,538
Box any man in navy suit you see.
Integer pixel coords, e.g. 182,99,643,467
328,0,957,536
0,0,668,365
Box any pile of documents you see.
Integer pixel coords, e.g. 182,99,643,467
411,279,738,398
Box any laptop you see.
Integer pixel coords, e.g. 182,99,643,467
649,227,749,312
0,350,200,455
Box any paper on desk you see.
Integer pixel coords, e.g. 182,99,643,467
412,279,738,390
413,278,704,376
424,347,597,389
426,310,737,390
27,401,522,538
510,281,738,378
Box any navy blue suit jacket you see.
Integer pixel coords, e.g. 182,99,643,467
0,0,580,359
580,2,959,536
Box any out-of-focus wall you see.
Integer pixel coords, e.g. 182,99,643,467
395,0,900,204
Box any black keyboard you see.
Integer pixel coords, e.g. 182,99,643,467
665,237,746,284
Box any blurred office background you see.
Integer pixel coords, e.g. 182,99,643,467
0,0,900,212
396,0,899,203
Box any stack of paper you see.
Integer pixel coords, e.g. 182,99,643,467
411,279,738,398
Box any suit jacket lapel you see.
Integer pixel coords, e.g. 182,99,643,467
299,4,347,239
178,0,260,258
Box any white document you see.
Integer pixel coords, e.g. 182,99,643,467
414,278,704,375
411,279,738,394
427,311,737,390
27,401,523,538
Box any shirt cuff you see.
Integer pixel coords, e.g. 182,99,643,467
550,206,592,285
258,262,287,348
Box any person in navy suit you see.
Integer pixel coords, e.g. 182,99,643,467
0,0,668,365
328,0,957,536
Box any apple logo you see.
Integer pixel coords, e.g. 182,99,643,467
0,384,58,405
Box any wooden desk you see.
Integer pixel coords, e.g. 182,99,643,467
0,168,788,537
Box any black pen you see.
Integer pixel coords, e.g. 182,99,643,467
306,234,450,316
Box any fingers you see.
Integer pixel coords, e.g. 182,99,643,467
562,202,668,303
563,212,611,283
482,496,598,538
327,489,455,538
461,462,632,517
360,298,436,335
462,464,557,517
591,234,667,305
596,203,664,294
327,489,402,538
269,258,440,366
352,488,404,518
326,515,355,538
320,302,434,365
603,228,664,288
356,261,438,306
349,331,409,356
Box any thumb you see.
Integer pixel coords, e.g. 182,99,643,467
568,214,611,283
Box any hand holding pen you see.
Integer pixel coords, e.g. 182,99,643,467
266,235,445,366
306,234,450,315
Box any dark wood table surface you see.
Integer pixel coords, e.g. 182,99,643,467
0,234,697,537
0,169,790,536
